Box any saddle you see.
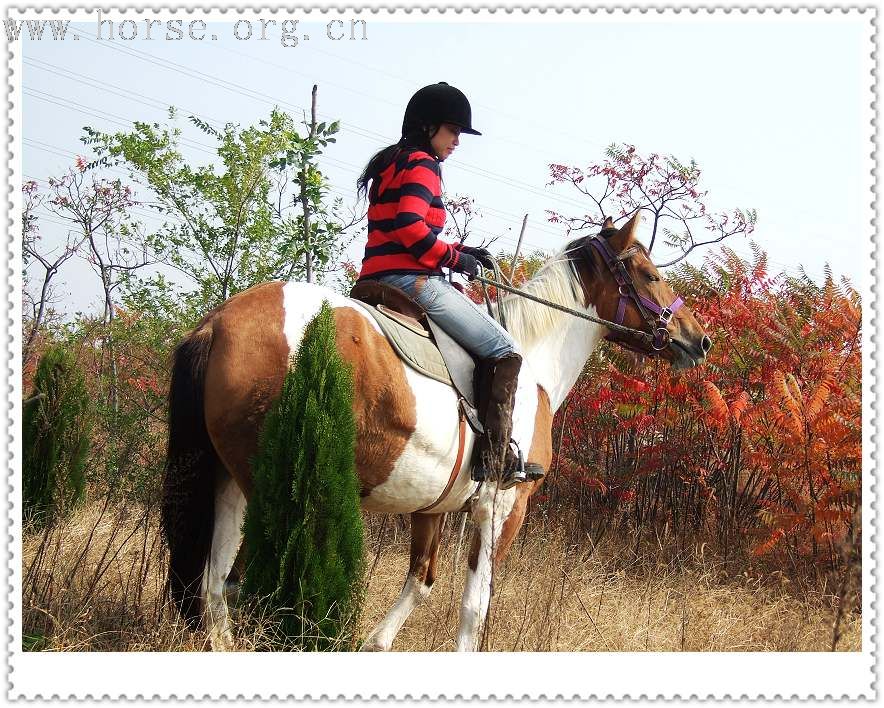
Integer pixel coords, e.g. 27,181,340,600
349,280,480,422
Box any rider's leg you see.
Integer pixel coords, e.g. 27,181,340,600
403,276,534,485
368,274,543,484
471,352,525,485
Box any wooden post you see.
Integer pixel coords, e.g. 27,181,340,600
301,85,318,282
511,213,528,280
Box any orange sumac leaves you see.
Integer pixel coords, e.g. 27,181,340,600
551,245,861,562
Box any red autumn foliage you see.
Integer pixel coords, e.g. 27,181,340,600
545,245,861,561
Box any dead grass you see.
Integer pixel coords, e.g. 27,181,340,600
361,517,861,652
21,502,861,652
22,500,207,652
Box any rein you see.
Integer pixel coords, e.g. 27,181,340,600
473,234,685,356
473,272,655,346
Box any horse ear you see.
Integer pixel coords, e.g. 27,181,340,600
607,211,642,251
602,216,615,230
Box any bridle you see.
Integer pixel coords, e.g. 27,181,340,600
583,230,685,356
471,228,686,357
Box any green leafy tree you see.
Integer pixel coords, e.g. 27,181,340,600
241,301,363,650
83,106,357,318
22,346,91,528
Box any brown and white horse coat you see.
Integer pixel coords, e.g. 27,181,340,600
165,213,711,651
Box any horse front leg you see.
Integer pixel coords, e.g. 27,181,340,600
456,484,530,651
201,470,247,651
360,512,445,651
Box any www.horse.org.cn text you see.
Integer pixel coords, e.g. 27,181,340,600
4,14,368,48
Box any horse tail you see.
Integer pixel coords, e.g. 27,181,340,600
161,315,218,629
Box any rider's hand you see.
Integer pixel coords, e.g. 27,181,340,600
457,244,495,270
449,251,479,279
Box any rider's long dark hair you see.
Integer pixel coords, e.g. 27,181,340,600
356,127,438,202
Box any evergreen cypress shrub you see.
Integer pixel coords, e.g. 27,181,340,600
22,345,90,528
241,300,364,650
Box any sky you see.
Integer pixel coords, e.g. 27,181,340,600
17,10,873,316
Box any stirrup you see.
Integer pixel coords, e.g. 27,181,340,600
471,444,532,489
498,445,529,490
524,462,545,482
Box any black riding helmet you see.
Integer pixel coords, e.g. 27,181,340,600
401,82,482,138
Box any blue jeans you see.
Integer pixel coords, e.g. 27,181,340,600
373,273,519,360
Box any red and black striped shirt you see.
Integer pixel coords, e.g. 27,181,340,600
358,148,465,279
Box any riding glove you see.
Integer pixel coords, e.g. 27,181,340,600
457,245,495,270
449,251,479,278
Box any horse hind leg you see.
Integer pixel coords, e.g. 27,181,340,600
201,468,247,651
360,512,445,651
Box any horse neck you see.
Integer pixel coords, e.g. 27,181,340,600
521,316,605,413
501,260,606,412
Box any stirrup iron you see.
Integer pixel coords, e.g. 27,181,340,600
470,442,527,487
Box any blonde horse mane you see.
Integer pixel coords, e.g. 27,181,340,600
499,247,588,350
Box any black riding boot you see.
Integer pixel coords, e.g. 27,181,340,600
471,353,536,488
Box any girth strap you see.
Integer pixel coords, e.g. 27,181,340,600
414,404,468,515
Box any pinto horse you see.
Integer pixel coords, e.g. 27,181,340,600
161,212,712,651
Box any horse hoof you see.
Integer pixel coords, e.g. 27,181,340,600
359,638,388,652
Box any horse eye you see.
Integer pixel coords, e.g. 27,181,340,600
645,273,660,282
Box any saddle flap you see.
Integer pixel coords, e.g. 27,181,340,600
425,317,477,409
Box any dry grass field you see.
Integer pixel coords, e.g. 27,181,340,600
21,502,860,652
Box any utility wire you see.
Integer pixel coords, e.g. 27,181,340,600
40,23,785,256
25,39,629,246
24,56,226,130
26,46,769,266
58,25,598,214
23,93,555,249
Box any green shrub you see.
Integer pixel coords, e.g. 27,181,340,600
241,300,364,650
22,346,91,528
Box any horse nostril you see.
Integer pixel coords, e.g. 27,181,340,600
701,335,713,354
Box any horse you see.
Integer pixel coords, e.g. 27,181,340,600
160,212,712,651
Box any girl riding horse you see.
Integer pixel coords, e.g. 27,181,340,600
355,82,538,488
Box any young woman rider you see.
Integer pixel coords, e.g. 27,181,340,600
354,81,540,488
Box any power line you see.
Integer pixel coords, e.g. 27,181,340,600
47,23,808,250
21,55,645,255
26,41,613,247
23,89,219,156
209,39,615,166
24,99,553,249
59,25,598,215
24,57,226,130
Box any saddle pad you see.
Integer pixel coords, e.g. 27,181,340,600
356,302,453,386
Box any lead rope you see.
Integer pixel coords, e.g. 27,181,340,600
472,272,656,346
